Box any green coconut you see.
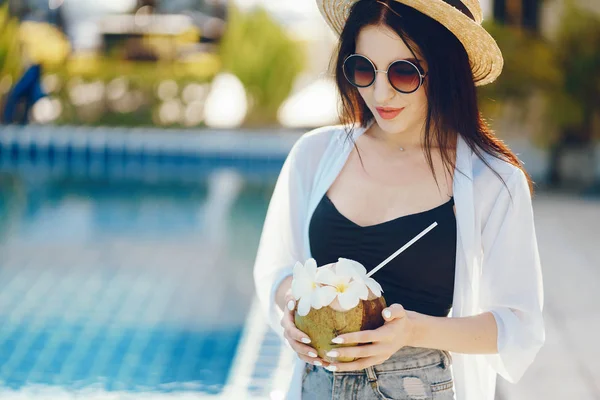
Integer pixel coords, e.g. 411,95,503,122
294,263,387,363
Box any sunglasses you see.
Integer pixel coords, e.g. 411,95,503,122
342,54,427,94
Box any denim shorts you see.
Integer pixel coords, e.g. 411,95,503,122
300,346,454,400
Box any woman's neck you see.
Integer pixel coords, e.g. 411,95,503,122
365,120,427,154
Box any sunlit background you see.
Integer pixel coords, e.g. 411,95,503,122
0,0,598,399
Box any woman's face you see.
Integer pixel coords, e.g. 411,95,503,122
354,24,428,137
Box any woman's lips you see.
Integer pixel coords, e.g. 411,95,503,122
376,107,404,120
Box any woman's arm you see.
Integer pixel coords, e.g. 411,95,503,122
321,304,500,372
252,141,307,341
412,168,544,360
275,275,293,313
407,310,498,354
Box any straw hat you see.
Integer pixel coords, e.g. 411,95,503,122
316,0,503,86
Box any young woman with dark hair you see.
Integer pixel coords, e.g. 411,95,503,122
253,1,544,399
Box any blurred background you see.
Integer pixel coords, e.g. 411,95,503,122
0,0,598,399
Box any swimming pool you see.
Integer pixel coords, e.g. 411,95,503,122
0,126,298,399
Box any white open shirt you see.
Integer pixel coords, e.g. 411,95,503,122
253,119,545,400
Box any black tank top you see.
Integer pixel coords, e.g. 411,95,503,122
308,194,456,317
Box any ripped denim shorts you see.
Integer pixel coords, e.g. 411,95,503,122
301,346,454,400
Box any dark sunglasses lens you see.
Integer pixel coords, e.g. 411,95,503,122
389,61,421,92
344,56,374,87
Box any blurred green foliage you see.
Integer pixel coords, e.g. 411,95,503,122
219,4,306,127
37,56,218,127
478,20,560,116
43,52,218,127
479,1,600,147
0,5,21,80
0,3,305,127
543,0,600,144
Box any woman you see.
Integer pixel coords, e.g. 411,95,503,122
253,0,544,399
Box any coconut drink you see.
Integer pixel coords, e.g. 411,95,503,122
292,258,387,363
291,222,440,364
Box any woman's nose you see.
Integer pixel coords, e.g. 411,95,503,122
373,71,395,104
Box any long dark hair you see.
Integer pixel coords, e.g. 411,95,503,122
330,0,534,195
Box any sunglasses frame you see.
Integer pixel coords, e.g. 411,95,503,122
342,54,427,94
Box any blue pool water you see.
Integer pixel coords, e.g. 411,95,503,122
0,171,278,396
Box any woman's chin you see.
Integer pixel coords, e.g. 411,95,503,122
375,117,407,133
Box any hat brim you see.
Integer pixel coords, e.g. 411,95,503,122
317,0,503,86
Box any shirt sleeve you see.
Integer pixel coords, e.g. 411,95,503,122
252,139,309,343
479,168,545,383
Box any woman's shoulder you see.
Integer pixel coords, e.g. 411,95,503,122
287,124,349,164
471,147,531,203
293,124,346,150
473,149,522,182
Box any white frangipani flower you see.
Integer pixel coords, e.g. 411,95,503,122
315,262,369,311
291,257,385,314
292,258,336,316
336,258,384,297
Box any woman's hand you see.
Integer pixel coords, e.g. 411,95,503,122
324,303,413,372
280,288,330,367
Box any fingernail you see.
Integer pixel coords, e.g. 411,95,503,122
331,337,344,344
326,365,337,372
287,300,295,311
326,350,339,358
301,337,311,344
308,351,317,358
383,309,391,319
314,360,322,366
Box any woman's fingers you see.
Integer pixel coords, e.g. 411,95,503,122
281,293,328,366
284,290,295,311
282,312,311,344
285,295,296,313
298,354,327,366
282,326,329,365
282,318,316,355
281,293,312,343
325,343,383,360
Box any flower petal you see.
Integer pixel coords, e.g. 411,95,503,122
297,296,312,316
310,289,324,309
305,258,318,280
316,285,338,308
294,261,311,282
338,290,360,311
291,278,303,300
365,278,383,297
291,274,312,300
335,258,359,279
292,261,304,279
330,265,352,285
338,257,367,278
348,280,369,300
315,268,338,286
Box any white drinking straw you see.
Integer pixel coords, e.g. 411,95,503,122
366,221,438,278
